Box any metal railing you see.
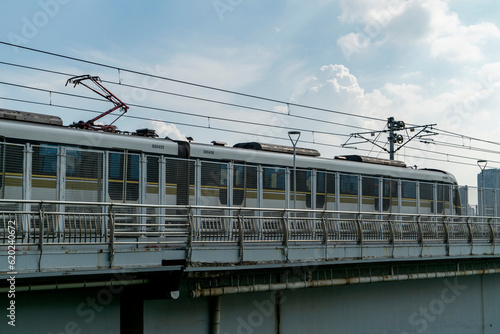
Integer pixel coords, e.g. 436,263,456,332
1,200,500,249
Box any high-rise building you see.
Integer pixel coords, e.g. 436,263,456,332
477,168,500,216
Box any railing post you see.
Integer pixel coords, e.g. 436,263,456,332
108,204,115,268
38,201,44,271
388,214,395,245
282,210,289,262
158,156,166,232
491,218,497,255
466,217,473,255
443,216,450,256
356,213,363,245
22,144,33,237
238,208,244,263
321,211,329,261
488,217,495,244
139,154,147,233
57,146,66,241
186,206,194,264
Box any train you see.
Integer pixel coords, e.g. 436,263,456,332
0,108,462,216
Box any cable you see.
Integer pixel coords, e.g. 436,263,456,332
2,82,497,167
4,56,500,155
0,41,387,123
0,61,377,132
3,80,498,168
2,43,500,169
0,81,351,138
3,94,499,172
434,127,500,147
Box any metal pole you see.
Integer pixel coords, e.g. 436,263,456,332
288,131,301,210
388,117,395,160
477,160,487,216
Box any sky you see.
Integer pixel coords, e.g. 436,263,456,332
1,0,500,188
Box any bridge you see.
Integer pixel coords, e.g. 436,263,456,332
2,199,500,333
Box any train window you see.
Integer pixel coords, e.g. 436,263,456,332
402,181,416,199
165,157,193,206
263,167,286,191
381,179,397,211
340,174,358,195
128,155,139,181
383,179,398,198
316,171,330,208
234,165,245,188
34,145,58,175
437,184,450,214
108,152,139,202
233,164,258,206
65,149,104,203
362,177,378,197
1,143,24,175
109,153,122,180
294,170,311,193
147,156,159,184
0,143,24,195
201,162,226,187
317,172,325,193
65,150,83,177
420,182,433,201
453,187,462,215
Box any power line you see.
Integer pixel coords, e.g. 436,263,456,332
0,90,351,142
0,81,351,138
0,61,377,132
0,41,387,123
2,95,499,171
2,42,500,167
4,51,500,155
3,78,500,170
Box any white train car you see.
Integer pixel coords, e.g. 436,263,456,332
0,109,462,216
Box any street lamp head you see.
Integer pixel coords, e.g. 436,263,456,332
477,160,488,171
288,131,301,146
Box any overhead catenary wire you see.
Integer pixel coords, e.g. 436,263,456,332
1,86,499,169
1,41,500,171
4,80,500,167
1,46,500,150
0,81,351,138
0,76,374,133
1,94,498,170
0,41,387,123
3,59,500,159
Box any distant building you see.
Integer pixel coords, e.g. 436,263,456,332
478,168,500,189
477,168,500,216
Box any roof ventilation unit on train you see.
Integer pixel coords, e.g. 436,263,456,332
234,142,320,157
335,155,406,167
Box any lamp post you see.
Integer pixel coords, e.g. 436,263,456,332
477,160,488,216
288,131,301,210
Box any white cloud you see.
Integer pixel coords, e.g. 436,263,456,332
296,64,364,102
430,22,500,62
152,121,185,140
337,0,500,62
337,33,371,60
400,71,422,80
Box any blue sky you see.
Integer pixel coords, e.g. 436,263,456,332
1,0,500,187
